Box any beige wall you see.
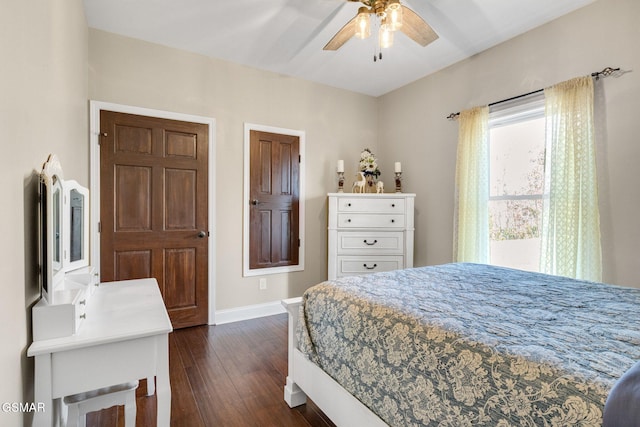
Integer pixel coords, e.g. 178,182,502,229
378,0,640,287
3,0,639,422
0,0,88,425
88,29,378,310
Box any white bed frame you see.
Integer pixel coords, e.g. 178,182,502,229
282,297,388,427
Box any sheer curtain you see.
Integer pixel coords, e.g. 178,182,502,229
453,106,489,263
541,76,602,281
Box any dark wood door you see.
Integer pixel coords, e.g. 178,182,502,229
100,110,209,329
249,130,300,270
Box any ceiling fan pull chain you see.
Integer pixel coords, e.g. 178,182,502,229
372,38,377,62
372,19,380,63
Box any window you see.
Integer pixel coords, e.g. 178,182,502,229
455,79,601,280
488,95,545,272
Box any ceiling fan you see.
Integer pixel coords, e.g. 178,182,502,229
324,0,438,58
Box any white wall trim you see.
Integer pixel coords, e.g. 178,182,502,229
215,301,286,325
242,123,306,277
89,101,217,325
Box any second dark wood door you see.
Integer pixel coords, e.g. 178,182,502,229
100,110,209,329
249,130,300,270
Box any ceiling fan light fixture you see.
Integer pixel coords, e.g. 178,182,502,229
386,0,403,31
354,7,372,39
323,0,438,55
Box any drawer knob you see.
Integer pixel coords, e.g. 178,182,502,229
347,219,352,223
391,203,395,207
363,239,378,246
79,299,86,305
363,263,378,270
79,314,86,320
391,219,395,223
347,203,352,207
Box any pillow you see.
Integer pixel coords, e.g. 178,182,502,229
603,361,640,426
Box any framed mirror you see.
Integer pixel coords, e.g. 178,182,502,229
40,154,65,304
63,180,89,271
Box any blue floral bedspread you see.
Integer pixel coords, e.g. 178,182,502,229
297,263,640,426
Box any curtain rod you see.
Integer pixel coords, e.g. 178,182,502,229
445,66,621,120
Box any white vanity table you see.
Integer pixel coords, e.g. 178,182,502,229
28,278,173,427
29,155,173,426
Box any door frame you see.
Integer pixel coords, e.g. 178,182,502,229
243,123,305,277
89,100,217,324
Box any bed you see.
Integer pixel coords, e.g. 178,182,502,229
282,263,640,426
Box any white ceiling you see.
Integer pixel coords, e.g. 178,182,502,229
83,0,596,97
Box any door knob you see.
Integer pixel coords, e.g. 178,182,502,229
198,230,208,238
251,199,260,205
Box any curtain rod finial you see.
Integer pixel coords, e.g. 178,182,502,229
592,66,621,80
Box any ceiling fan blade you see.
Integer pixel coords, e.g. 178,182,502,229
399,5,438,47
286,1,349,60
323,16,357,50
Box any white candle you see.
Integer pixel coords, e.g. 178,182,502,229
337,159,344,173
394,162,402,173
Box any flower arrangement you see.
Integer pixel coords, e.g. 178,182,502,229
359,148,381,179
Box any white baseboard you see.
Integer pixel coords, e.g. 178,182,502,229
214,300,286,325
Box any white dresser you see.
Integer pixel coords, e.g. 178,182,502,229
328,193,415,279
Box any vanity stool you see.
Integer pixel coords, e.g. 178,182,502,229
63,380,139,427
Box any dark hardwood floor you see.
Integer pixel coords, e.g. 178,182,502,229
86,314,335,427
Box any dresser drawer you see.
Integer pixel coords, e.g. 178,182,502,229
337,256,404,277
337,213,405,228
337,231,404,255
337,197,405,213
32,288,87,341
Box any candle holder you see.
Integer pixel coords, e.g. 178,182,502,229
394,172,402,193
337,171,345,192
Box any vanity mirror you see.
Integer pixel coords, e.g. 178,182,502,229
36,154,96,340
38,154,93,307
39,154,65,304
63,180,89,271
